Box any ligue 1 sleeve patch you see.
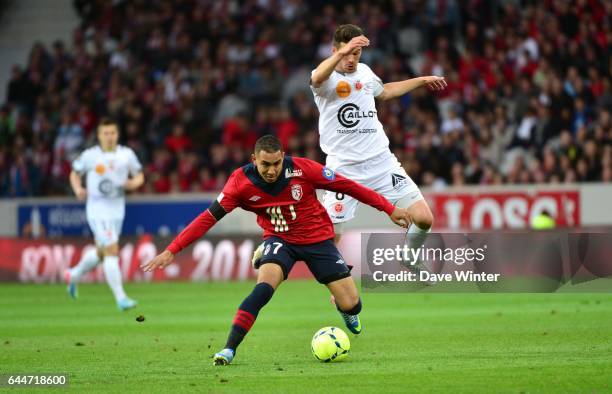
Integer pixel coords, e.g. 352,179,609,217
322,167,336,181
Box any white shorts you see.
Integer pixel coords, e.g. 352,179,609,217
323,151,423,223
87,216,124,247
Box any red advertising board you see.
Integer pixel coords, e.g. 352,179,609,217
427,190,580,229
0,235,314,283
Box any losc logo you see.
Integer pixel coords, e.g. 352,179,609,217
291,184,303,201
337,103,376,128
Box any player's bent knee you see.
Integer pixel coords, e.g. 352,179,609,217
416,209,434,230
257,262,285,289
411,202,434,230
103,243,119,256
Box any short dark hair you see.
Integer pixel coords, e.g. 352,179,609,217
333,24,364,48
98,117,118,128
254,135,282,154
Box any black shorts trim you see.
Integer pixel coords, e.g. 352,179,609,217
259,259,289,280
318,271,351,285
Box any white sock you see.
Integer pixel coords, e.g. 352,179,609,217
70,249,100,281
406,223,430,252
103,256,127,302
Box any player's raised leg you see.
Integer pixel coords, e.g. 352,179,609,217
213,262,284,366
396,193,434,264
65,247,102,299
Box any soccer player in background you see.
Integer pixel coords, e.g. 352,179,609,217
142,135,411,365
65,118,144,311
310,24,446,261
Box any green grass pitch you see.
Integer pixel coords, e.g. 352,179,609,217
1,281,611,393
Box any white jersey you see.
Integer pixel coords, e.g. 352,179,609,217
310,63,389,166
72,145,142,219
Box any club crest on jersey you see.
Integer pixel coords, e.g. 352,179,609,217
355,81,363,91
285,168,303,178
291,184,303,201
334,202,344,213
322,167,336,181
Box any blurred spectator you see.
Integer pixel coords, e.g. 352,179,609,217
164,123,192,153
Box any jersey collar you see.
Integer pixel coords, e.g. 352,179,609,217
242,156,294,196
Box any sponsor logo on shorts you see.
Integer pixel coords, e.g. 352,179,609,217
336,259,345,265
291,184,303,201
249,195,261,202
322,167,336,181
391,173,408,190
336,81,351,98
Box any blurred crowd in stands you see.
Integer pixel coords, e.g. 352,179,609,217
1,0,611,196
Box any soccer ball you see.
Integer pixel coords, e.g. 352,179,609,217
311,326,350,362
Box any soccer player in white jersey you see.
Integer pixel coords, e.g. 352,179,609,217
310,24,446,260
65,118,144,310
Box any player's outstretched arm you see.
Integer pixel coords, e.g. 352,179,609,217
140,200,231,272
311,35,369,88
376,76,447,101
141,174,241,272
69,170,87,201
298,158,410,228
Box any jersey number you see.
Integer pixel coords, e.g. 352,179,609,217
266,204,297,233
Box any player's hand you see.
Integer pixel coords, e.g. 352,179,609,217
141,250,174,272
421,76,447,91
389,207,411,229
337,35,370,57
74,187,87,201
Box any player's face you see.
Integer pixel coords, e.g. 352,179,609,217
253,150,284,183
334,43,362,73
98,125,119,151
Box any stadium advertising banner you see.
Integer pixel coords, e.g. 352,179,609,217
0,235,314,283
428,189,580,229
17,200,213,237
14,189,581,238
